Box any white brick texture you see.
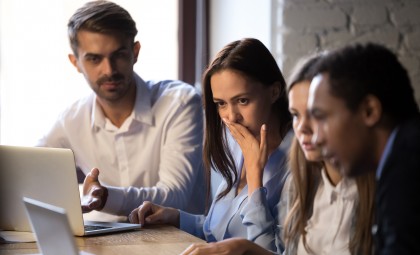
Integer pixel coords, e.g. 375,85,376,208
275,0,420,105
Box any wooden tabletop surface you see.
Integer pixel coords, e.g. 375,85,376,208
0,225,205,255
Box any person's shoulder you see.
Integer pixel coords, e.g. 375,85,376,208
395,115,420,151
147,79,201,105
58,94,94,120
382,115,420,184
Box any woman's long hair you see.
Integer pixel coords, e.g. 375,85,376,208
202,38,292,204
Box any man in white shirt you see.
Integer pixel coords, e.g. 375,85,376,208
37,0,205,217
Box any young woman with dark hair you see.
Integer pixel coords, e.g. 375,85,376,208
128,38,293,254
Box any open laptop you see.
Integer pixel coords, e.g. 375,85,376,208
23,197,94,255
0,145,141,236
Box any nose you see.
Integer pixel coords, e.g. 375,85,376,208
101,58,116,76
311,122,325,147
223,105,242,123
297,115,312,135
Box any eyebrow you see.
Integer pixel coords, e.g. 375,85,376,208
288,106,296,112
83,53,101,59
83,46,129,58
213,93,251,101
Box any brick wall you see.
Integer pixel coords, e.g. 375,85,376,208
273,0,420,104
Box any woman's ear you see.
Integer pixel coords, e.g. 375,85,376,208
270,82,281,103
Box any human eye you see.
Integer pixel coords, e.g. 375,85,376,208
310,110,326,121
114,50,129,59
85,55,101,64
237,98,249,105
214,101,226,108
290,111,300,120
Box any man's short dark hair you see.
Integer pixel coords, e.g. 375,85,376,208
313,43,419,124
68,0,137,56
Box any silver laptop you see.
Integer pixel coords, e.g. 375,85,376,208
23,197,82,255
0,145,141,236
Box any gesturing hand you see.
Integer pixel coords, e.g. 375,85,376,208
81,168,108,213
223,119,268,194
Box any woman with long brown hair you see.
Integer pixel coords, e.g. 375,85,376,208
129,38,293,253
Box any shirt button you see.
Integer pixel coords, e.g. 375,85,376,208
372,224,378,235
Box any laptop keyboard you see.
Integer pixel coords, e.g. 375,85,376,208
84,225,112,231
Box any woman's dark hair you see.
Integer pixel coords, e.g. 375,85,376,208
202,38,291,201
68,0,137,57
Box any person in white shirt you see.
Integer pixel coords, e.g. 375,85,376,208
37,0,205,217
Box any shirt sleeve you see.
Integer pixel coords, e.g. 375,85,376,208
35,116,70,148
240,187,278,253
101,91,205,216
179,210,206,240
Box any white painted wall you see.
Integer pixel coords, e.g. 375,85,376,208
0,0,178,145
209,0,272,60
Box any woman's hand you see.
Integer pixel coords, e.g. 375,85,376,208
223,119,268,195
180,238,273,255
128,201,180,227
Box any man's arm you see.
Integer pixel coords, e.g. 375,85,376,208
98,91,205,216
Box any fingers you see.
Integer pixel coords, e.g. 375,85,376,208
180,243,212,255
83,168,101,194
129,201,155,226
91,186,105,197
81,204,92,214
222,118,253,146
129,208,141,224
81,196,102,213
84,168,100,185
260,124,268,159
180,243,199,255
129,202,180,227
180,240,242,255
81,168,107,212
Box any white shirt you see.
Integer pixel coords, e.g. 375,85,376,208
297,169,358,255
37,73,205,216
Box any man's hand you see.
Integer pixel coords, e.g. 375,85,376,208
81,168,108,213
129,201,180,228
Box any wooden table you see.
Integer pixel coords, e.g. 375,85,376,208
0,225,205,255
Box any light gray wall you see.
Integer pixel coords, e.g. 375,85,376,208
210,0,272,60
274,0,420,105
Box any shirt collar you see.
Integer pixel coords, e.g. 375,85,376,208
376,126,399,180
90,73,154,130
320,168,358,204
131,73,154,125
